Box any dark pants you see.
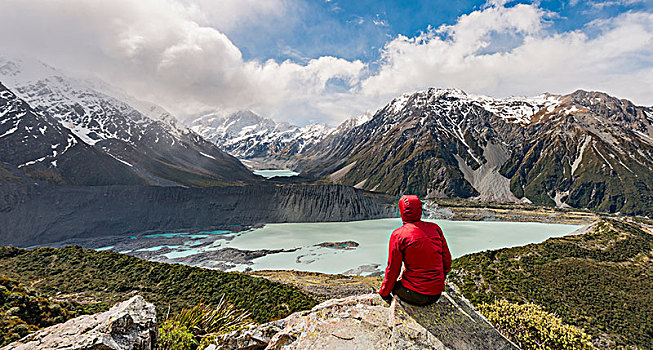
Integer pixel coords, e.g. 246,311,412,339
393,281,441,306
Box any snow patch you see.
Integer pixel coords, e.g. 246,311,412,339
389,94,411,113
18,155,47,168
199,151,216,160
0,125,18,138
592,143,614,170
107,153,133,167
553,191,571,208
571,136,591,175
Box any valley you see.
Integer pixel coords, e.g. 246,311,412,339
192,88,653,217
0,53,651,349
43,218,582,276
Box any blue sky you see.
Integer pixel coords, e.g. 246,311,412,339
226,0,653,63
0,0,651,124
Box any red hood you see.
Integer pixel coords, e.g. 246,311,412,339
399,195,422,223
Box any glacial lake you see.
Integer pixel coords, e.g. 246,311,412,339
252,169,299,178
107,218,583,276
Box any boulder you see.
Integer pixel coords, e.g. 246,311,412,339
212,286,518,350
2,295,157,350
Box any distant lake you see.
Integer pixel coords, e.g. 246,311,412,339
252,169,299,178
109,219,583,276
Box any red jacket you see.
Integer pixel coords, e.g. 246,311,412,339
379,195,452,296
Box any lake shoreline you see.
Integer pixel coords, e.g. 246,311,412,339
429,201,600,225
44,218,585,278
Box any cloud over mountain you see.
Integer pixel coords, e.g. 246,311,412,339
0,0,650,125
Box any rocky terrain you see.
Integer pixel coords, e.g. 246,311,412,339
211,291,517,350
1,288,516,350
424,199,599,225
294,88,653,216
0,183,394,247
0,246,518,350
2,296,157,350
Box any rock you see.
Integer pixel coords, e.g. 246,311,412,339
212,320,285,350
2,295,157,350
213,286,517,350
342,263,382,276
315,241,359,249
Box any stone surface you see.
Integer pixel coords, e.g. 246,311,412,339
2,295,157,350
212,287,517,350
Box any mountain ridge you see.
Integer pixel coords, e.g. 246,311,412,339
0,56,258,187
188,110,334,166
292,88,652,216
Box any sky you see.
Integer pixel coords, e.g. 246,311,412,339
0,0,651,126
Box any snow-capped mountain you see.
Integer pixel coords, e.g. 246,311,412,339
298,88,653,216
0,56,258,186
0,82,147,185
189,110,332,161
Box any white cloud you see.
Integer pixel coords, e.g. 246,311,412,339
0,0,363,124
359,5,653,114
0,0,650,127
588,0,647,10
176,0,291,31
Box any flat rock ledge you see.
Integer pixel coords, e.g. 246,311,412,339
2,295,157,350
209,287,518,350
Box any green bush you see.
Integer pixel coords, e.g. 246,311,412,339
479,300,593,350
158,296,252,350
0,276,95,346
158,321,196,350
450,219,652,348
0,246,317,323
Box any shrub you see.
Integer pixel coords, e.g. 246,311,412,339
0,246,317,323
479,300,593,350
158,321,196,350
158,296,253,350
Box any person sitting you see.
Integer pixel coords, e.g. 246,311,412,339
378,195,452,305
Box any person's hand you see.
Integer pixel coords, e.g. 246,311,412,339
380,293,393,303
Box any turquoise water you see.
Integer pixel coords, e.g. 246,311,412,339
125,218,582,274
135,245,181,252
144,232,210,239
99,219,582,274
252,169,299,178
216,219,582,274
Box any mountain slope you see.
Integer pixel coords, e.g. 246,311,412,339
0,56,258,186
298,88,653,215
450,219,653,348
0,246,317,324
189,110,333,164
0,82,147,185
502,91,653,215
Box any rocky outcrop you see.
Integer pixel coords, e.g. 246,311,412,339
211,288,517,350
0,183,395,246
2,295,157,350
